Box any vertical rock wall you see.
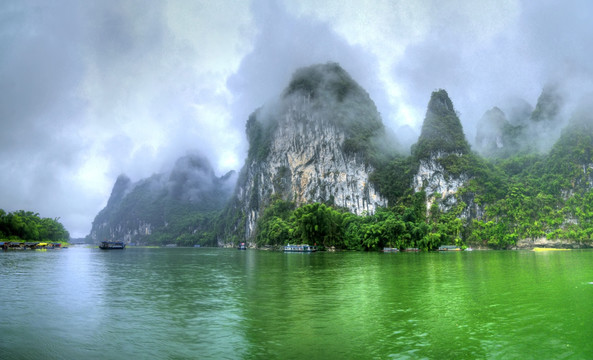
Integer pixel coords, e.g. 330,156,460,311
236,94,386,239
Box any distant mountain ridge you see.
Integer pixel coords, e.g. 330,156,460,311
475,85,565,157
88,154,236,245
88,63,593,249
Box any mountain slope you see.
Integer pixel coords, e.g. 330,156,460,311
221,63,391,242
88,154,236,245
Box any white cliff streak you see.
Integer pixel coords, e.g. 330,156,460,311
413,152,469,215
237,95,386,239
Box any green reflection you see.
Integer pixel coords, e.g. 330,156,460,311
2,248,593,359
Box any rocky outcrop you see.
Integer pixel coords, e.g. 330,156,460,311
411,90,475,215
413,152,469,213
228,63,388,241
514,237,593,249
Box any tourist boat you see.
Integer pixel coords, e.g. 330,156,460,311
99,241,126,250
284,244,317,252
238,242,247,250
438,245,461,251
383,247,399,252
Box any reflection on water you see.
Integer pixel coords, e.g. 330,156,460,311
1,248,593,359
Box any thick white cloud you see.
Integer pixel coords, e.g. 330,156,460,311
0,0,591,237
0,0,252,237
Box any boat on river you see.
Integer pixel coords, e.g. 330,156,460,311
99,241,126,250
438,245,461,251
238,242,247,250
383,247,399,252
284,244,317,252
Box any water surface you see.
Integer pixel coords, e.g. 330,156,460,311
1,248,592,359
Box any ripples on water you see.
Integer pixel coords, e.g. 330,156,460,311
1,248,593,359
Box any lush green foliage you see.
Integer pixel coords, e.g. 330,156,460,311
370,156,416,205
0,209,69,242
464,114,593,247
253,194,467,251
370,91,593,249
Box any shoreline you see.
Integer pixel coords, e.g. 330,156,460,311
511,238,593,250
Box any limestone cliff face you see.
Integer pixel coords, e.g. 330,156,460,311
413,151,469,213
231,63,388,240
411,90,477,217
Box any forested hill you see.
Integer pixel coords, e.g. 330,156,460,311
412,89,470,159
243,79,593,250
87,154,236,246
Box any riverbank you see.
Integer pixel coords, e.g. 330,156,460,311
1,240,69,250
512,237,593,249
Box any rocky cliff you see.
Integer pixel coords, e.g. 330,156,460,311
88,154,236,245
410,90,475,216
226,63,389,241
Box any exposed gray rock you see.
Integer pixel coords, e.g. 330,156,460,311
230,63,388,241
514,237,593,249
413,152,469,214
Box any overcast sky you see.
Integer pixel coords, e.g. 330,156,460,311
1,0,592,238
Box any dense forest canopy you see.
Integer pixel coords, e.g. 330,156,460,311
0,209,69,243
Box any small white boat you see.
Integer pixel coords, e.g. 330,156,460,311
284,244,317,252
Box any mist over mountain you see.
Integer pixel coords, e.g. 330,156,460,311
87,61,593,250
474,84,569,158
88,153,236,245
219,63,394,243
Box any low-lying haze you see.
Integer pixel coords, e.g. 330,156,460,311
1,0,592,237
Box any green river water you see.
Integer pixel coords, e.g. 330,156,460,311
1,247,592,359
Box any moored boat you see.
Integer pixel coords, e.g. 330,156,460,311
438,245,461,251
383,247,399,253
284,244,317,252
99,241,126,250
